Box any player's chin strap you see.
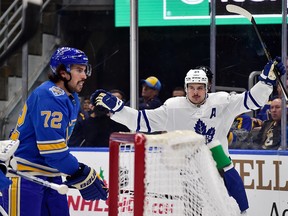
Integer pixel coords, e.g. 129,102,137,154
62,73,74,94
55,69,74,94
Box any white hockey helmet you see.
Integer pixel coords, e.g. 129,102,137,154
184,69,208,92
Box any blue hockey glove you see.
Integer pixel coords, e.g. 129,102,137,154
223,166,249,212
90,89,124,113
65,163,109,200
0,163,11,190
259,56,286,86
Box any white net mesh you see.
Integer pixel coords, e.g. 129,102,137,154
113,130,240,216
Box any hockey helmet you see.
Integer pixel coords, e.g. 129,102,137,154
50,47,92,76
184,69,208,92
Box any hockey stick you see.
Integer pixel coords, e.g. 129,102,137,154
0,0,42,65
0,206,8,216
226,4,288,101
8,169,69,195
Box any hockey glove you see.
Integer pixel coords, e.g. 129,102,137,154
223,165,249,213
0,139,19,161
259,56,286,86
90,89,124,113
0,163,12,190
65,163,108,200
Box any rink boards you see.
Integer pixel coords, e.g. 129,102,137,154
68,148,288,216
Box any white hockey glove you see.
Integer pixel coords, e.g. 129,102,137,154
259,56,286,86
0,140,19,190
90,89,124,113
0,139,19,161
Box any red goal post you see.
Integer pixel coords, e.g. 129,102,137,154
108,130,239,216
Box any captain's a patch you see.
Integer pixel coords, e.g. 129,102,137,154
49,86,65,96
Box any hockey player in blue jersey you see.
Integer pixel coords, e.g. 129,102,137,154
2,47,108,216
90,57,286,214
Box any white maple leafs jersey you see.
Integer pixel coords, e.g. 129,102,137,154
112,82,272,156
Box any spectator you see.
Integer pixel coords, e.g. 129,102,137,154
228,113,254,149
81,96,91,113
253,97,283,150
80,106,112,147
68,96,90,147
110,89,127,102
172,86,186,97
139,76,162,109
256,80,288,122
126,76,162,110
68,114,86,147
69,89,129,147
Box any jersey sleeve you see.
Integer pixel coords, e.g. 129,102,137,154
245,81,273,109
227,81,273,116
112,99,172,133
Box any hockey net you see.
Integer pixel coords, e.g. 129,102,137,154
108,130,239,216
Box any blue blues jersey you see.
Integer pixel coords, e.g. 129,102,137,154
234,113,253,131
10,81,80,176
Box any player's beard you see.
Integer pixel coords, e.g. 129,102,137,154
189,95,205,105
75,80,85,92
67,80,85,93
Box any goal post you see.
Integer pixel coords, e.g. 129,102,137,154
108,130,239,216
109,132,146,216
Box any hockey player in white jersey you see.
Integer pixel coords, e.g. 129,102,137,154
91,56,286,214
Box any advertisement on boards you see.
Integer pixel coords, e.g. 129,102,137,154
69,148,288,216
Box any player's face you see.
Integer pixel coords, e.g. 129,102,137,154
68,64,88,93
186,83,206,105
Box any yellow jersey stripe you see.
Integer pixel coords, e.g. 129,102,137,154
10,177,19,216
37,142,66,151
17,164,59,175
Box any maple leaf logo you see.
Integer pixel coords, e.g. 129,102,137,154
194,119,215,144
